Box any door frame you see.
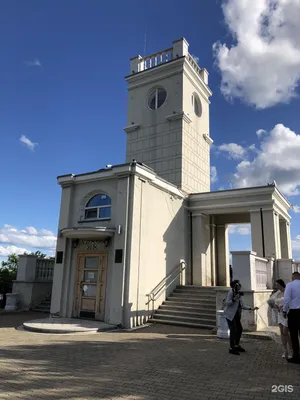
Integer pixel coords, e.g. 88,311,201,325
73,251,108,320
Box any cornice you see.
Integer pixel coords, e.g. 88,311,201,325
166,112,192,124
126,58,185,89
203,134,213,145
123,123,140,133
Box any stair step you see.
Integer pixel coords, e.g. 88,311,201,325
167,296,215,304
149,318,215,330
172,290,216,299
160,304,216,315
165,300,215,309
177,285,217,291
153,313,215,325
156,309,216,320
175,290,216,294
161,303,215,312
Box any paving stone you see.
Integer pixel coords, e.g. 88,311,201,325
0,313,300,399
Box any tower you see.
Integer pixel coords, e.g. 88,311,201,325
124,38,213,193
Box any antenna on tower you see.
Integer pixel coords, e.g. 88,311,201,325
143,28,147,57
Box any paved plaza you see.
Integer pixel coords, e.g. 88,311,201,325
0,312,299,400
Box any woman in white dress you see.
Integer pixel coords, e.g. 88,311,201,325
268,279,292,359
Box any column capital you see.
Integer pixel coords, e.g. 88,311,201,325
191,213,207,218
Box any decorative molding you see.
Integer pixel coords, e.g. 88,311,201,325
166,112,192,124
79,239,110,250
190,187,275,202
183,63,212,100
188,199,273,211
203,134,213,145
123,124,140,133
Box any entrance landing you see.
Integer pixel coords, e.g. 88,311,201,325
23,317,117,334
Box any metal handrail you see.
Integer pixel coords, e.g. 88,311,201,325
146,260,186,318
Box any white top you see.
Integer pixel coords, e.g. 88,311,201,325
283,279,300,312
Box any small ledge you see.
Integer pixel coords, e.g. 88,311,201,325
166,112,192,124
123,124,140,133
203,134,213,145
78,219,111,224
60,227,115,239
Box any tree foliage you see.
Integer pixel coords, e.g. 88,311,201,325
0,254,18,294
0,251,50,294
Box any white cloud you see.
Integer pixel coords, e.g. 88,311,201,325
233,124,300,196
210,166,218,183
24,58,41,67
218,143,246,160
0,224,56,251
213,0,300,109
0,245,30,257
19,135,38,151
256,129,267,136
292,206,300,213
228,224,251,236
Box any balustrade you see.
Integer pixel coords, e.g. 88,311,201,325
35,259,54,281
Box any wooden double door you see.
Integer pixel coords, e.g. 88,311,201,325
74,253,108,320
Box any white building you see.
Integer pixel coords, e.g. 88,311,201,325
49,38,293,331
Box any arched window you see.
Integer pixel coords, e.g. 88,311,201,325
84,194,111,220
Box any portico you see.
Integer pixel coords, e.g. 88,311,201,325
189,184,292,287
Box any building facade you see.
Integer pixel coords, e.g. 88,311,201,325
50,38,293,330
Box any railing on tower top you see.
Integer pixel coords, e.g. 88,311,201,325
35,258,54,281
187,53,202,76
142,47,173,71
146,260,186,318
136,48,204,80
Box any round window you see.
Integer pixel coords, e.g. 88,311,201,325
148,88,167,110
192,94,202,117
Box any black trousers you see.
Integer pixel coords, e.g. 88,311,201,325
288,309,300,358
226,312,243,349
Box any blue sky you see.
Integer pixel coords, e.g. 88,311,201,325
1,0,300,261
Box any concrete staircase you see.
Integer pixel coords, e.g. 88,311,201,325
31,293,51,313
149,285,216,329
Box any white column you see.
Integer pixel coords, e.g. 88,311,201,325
216,225,229,287
130,55,143,74
16,255,38,282
172,38,189,58
250,209,281,259
51,183,74,316
192,214,211,286
250,210,264,258
263,210,281,259
210,217,217,286
267,258,274,289
231,251,256,291
280,219,292,259
276,259,293,283
274,212,282,259
108,176,130,325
